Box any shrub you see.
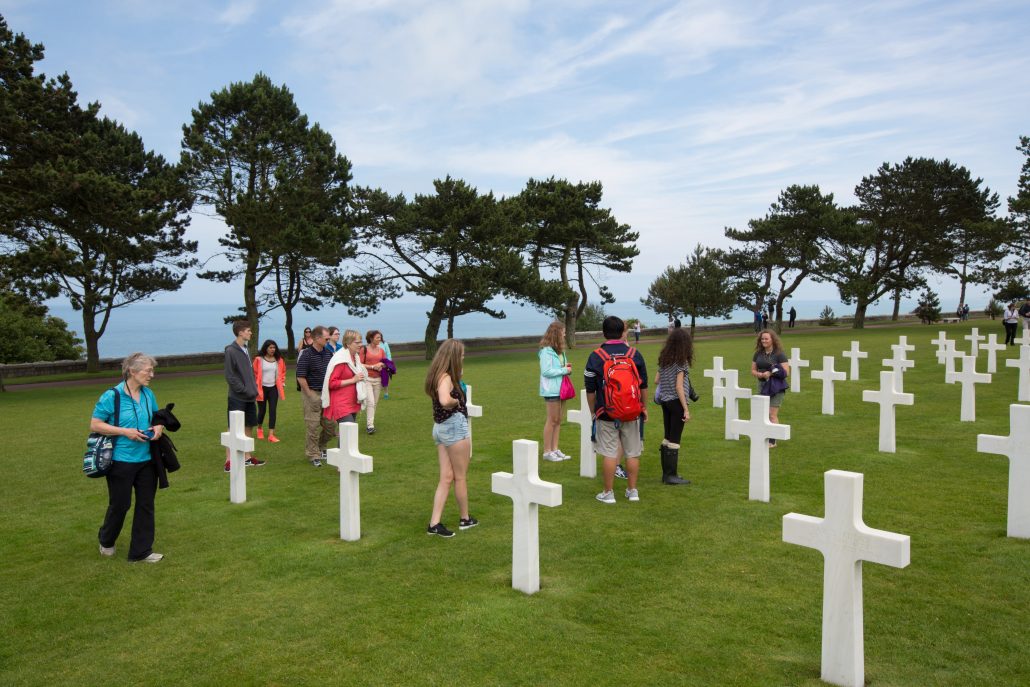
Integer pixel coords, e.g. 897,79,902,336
817,305,837,326
914,289,942,324
984,299,1002,320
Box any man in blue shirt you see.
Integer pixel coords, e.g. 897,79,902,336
296,325,334,466
584,316,648,504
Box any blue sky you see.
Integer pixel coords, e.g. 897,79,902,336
8,0,1030,310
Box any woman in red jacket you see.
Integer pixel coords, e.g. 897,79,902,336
323,330,366,424
253,340,286,442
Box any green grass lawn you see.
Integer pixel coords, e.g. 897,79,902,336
1,321,1027,686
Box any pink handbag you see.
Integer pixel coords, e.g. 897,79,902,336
559,374,576,401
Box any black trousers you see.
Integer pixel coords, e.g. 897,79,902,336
661,399,687,445
256,386,280,428
99,459,157,561
1004,322,1018,345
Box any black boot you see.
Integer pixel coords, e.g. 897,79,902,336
662,444,689,485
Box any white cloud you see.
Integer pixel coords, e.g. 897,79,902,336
218,0,259,27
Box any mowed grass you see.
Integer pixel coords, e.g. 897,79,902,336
1,321,1027,686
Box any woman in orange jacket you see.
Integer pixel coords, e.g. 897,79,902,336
253,340,286,442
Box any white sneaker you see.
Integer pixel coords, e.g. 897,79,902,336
596,490,616,504
134,553,164,563
543,451,563,462
99,544,115,557
625,488,640,502
555,450,572,461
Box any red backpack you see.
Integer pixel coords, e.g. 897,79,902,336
594,347,644,421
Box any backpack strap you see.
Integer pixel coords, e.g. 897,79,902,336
594,347,611,362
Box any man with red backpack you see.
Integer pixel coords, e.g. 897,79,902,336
584,316,649,504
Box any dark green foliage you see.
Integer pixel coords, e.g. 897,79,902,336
914,289,942,324
818,305,837,326
642,244,735,331
984,298,1002,320
0,290,82,364
575,303,605,331
993,279,1029,302
1006,135,1030,268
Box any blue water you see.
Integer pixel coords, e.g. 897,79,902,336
46,296,916,359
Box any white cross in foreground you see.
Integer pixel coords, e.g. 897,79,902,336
729,394,790,502
1006,345,1030,402
566,391,596,478
1020,328,1030,346
492,440,563,595
720,369,752,440
811,356,847,415
965,327,985,357
977,404,1030,538
783,470,910,687
945,355,991,422
704,356,728,408
220,410,253,504
861,371,914,453
789,347,810,393
841,341,868,381
325,422,373,541
465,384,483,454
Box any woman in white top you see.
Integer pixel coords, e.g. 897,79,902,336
1003,302,1020,346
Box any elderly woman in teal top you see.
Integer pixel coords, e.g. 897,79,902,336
538,321,573,463
91,353,164,563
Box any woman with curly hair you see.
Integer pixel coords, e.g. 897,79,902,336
538,321,573,462
750,329,790,447
653,327,694,485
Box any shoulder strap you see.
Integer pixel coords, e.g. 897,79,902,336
626,347,637,359
594,347,611,362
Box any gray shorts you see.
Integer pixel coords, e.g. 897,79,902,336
432,413,470,446
593,419,643,459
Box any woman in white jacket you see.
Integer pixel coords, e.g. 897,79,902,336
538,321,572,462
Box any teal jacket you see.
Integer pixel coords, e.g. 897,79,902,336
538,347,570,397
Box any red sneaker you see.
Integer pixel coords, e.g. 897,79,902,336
256,428,264,440
268,433,280,443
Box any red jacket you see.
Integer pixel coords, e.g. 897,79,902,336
252,357,286,402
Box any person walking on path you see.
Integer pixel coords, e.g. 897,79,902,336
253,340,285,443
653,328,694,485
751,330,790,447
224,321,264,472
633,321,641,343
788,306,797,328
323,330,366,425
1003,302,1020,345
296,326,334,467
360,330,388,434
426,339,477,538
538,321,573,462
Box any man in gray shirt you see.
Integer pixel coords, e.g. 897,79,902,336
224,320,264,471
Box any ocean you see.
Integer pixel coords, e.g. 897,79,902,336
46,295,920,359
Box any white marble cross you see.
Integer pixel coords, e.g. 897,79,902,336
789,347,810,393
783,470,910,687
946,355,991,422
1020,328,1030,346
811,356,847,415
465,384,483,454
937,340,964,382
861,371,914,453
842,341,868,381
930,331,950,357
491,440,563,595
964,327,985,357
325,422,373,541
977,404,1030,538
729,394,790,502
1006,345,1030,402
895,335,915,354
566,391,596,478
980,333,1005,374
721,369,752,440
220,410,253,504
881,350,914,393
703,356,728,408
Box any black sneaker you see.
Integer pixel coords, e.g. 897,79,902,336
367,426,376,435
459,516,479,530
615,464,628,479
245,457,266,467
427,522,455,538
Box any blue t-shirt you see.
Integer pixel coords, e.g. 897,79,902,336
91,382,157,463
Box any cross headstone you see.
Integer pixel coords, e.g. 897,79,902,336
945,355,991,422
729,394,790,502
937,340,964,382
566,391,596,478
980,333,1005,374
1020,328,1030,347
930,331,950,357
721,369,752,440
842,341,868,381
325,422,373,541
1006,345,1030,402
789,348,810,393
220,410,253,504
811,356,847,415
964,327,985,357
977,404,1030,538
861,371,914,453
783,470,910,687
703,356,728,408
491,440,563,594
465,384,484,455
881,350,914,393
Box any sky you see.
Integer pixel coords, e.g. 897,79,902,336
7,0,1030,312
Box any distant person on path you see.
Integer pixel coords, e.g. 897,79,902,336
673,317,681,329
323,330,366,425
753,308,762,332
299,327,314,351
585,316,648,504
380,335,394,399
360,330,388,435
788,306,797,328
426,339,476,538
253,340,286,443
654,327,693,485
224,321,263,472
538,321,573,462
1020,298,1030,333
751,330,790,448
962,303,970,321
92,353,164,563
761,311,769,330
325,327,342,353
1003,301,1020,345
633,321,641,343
296,325,334,467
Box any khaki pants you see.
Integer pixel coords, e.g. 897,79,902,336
364,377,383,428
302,392,331,460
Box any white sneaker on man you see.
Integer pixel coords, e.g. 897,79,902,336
542,451,563,462
596,490,616,504
625,488,640,502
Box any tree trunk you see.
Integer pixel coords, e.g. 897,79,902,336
563,299,578,349
447,314,454,339
244,254,260,356
852,296,869,329
283,305,295,356
82,309,101,373
891,288,901,321
689,314,696,333
424,297,446,360
775,299,785,334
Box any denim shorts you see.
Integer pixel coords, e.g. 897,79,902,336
432,413,470,446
